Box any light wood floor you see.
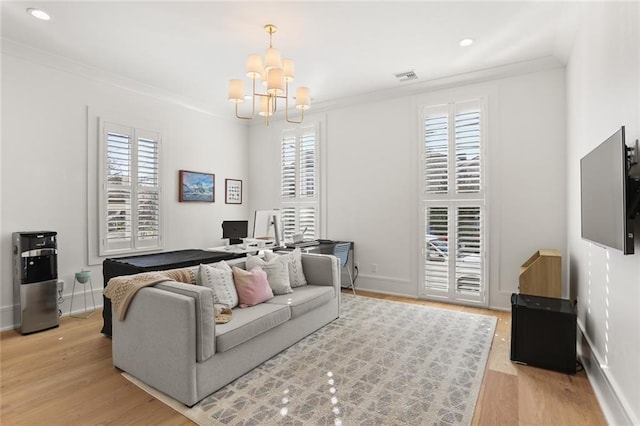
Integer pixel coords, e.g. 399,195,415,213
1,291,606,425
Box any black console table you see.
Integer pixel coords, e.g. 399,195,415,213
101,249,240,336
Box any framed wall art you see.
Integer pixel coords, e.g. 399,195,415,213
225,179,243,204
179,170,215,202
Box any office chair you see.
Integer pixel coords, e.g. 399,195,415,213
333,242,355,295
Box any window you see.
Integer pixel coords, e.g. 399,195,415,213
280,125,318,240
422,99,486,305
99,120,162,255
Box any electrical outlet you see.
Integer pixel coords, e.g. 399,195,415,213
371,263,378,273
57,280,64,295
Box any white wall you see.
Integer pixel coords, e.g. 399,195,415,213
1,43,249,329
566,3,640,424
249,67,567,310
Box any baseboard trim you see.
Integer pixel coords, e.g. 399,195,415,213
0,288,104,332
577,320,638,425
353,275,415,298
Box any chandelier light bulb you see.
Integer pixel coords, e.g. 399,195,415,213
246,54,263,78
264,47,282,71
296,86,311,110
267,68,284,95
228,79,244,103
283,59,295,82
295,87,311,110
259,96,273,117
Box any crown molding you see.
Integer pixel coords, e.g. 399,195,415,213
1,37,238,122
248,55,565,128
311,56,565,114
2,38,564,128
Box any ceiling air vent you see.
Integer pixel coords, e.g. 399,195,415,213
394,70,418,82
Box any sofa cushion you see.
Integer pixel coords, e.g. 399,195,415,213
198,261,238,308
246,254,293,295
265,248,307,288
232,266,274,308
215,303,291,353
266,285,335,318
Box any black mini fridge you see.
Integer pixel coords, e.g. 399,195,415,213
510,293,576,374
12,231,59,334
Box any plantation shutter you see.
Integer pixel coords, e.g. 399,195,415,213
281,207,297,240
100,121,162,255
455,111,481,193
424,106,449,195
422,99,485,304
136,131,161,249
105,126,133,251
299,130,316,198
455,206,482,294
281,133,296,199
280,125,319,240
424,206,449,291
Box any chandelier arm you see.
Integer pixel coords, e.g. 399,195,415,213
284,83,303,124
285,109,304,124
265,95,270,126
233,78,259,120
234,103,253,120
249,78,257,118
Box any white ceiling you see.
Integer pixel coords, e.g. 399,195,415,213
1,1,588,118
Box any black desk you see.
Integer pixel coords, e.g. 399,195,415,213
101,249,240,336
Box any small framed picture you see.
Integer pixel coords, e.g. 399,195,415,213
179,170,215,202
225,179,243,204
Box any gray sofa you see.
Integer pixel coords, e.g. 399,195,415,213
111,252,341,406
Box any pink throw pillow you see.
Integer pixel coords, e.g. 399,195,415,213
232,266,274,308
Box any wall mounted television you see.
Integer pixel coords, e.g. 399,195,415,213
580,126,640,255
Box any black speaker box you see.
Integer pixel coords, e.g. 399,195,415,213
510,293,576,374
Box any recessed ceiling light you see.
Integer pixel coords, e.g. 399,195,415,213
459,38,474,47
27,8,51,21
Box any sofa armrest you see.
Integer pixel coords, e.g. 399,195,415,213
153,281,216,362
112,287,200,405
301,253,340,292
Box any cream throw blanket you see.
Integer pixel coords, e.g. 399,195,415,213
214,305,232,324
104,268,195,321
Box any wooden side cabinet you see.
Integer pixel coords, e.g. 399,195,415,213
519,249,561,298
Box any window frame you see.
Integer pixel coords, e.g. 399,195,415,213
98,118,163,256
420,98,488,306
280,123,321,241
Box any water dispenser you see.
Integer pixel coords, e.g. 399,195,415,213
12,231,59,334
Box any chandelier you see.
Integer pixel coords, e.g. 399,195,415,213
227,24,310,126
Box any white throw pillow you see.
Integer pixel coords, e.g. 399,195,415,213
246,254,293,295
264,248,307,288
198,261,238,308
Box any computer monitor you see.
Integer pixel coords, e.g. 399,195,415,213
253,210,282,246
221,220,248,245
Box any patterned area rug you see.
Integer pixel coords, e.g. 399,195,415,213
123,294,497,425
